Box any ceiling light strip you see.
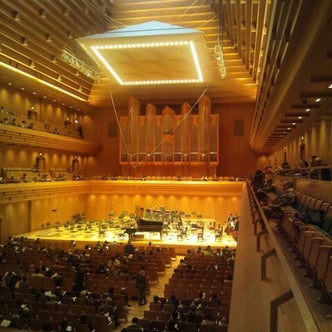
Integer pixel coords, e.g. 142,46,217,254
91,46,123,85
189,41,203,82
0,62,87,102
91,40,203,85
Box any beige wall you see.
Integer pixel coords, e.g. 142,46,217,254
0,195,86,241
268,106,332,168
215,102,261,177
85,192,242,222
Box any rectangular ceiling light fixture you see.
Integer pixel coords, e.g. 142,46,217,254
78,21,208,86
91,40,203,85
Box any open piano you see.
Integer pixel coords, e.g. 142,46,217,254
137,218,164,239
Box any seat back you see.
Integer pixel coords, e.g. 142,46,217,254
323,256,332,297
308,237,324,271
315,246,332,282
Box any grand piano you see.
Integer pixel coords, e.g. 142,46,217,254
137,218,164,239
122,217,164,240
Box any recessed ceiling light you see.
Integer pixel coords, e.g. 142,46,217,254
305,108,311,112
298,116,302,119
8,82,12,86
328,83,332,89
315,98,321,102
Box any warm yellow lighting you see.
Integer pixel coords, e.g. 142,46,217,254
0,62,87,101
91,40,203,86
214,39,227,79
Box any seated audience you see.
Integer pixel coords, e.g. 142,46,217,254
262,181,296,219
125,316,142,331
256,179,277,205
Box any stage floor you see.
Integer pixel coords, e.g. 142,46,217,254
17,225,237,255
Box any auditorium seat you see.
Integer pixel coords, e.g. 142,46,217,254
312,199,324,210
93,314,113,332
144,310,158,320
162,303,176,313
300,230,318,264
154,311,171,322
29,318,45,330
215,325,228,332
181,321,198,332
76,323,91,332
322,256,332,299
149,301,163,312
313,245,332,289
306,236,325,275
137,318,152,330
199,322,217,332
151,319,167,331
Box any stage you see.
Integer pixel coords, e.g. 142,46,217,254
17,223,237,255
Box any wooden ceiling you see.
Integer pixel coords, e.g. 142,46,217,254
0,0,331,153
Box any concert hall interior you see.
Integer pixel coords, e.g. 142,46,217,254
1,1,332,332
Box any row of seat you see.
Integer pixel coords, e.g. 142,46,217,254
0,288,121,331
280,207,332,303
138,252,232,332
136,317,227,332
261,186,332,314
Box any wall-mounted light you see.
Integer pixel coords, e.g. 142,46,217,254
13,12,20,21
36,152,45,171
22,38,28,47
40,10,47,19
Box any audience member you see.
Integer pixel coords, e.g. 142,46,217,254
262,181,296,219
136,267,147,306
124,240,136,256
203,245,214,255
256,178,277,205
252,169,265,192
165,311,180,331
125,316,142,331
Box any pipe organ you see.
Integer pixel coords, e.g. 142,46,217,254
120,95,219,177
